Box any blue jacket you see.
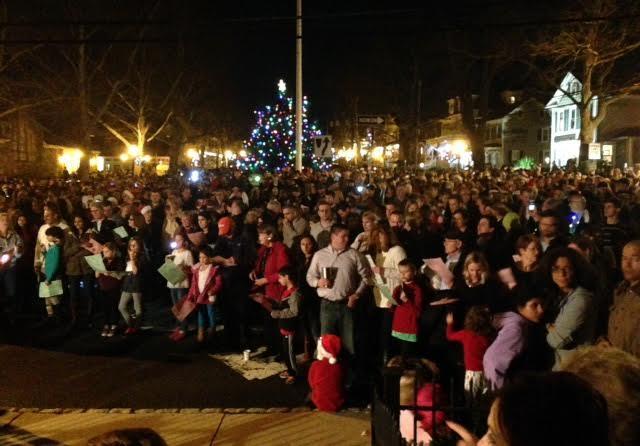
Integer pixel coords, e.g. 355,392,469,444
546,286,597,369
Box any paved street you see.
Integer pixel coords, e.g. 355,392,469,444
0,338,309,410
0,302,371,445
0,409,370,445
0,295,316,409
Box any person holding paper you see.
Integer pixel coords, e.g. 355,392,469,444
119,238,148,335
390,260,423,358
34,205,69,277
370,226,407,363
0,212,22,321
167,233,194,342
41,226,65,325
96,242,125,338
63,219,94,329
432,230,466,290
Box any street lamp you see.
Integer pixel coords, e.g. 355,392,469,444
127,145,140,157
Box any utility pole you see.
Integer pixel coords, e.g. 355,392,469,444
295,0,303,171
416,79,422,165
354,97,360,165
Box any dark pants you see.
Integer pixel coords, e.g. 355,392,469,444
320,299,355,356
69,274,97,325
15,265,36,314
0,267,17,314
102,288,121,326
394,337,417,359
67,276,81,324
263,309,281,354
370,306,393,366
300,291,320,349
281,333,297,376
221,279,250,348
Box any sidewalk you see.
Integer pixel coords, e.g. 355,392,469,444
0,408,371,445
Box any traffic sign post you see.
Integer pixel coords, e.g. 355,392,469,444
313,135,333,159
357,115,385,125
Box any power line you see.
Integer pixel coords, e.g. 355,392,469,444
0,20,169,27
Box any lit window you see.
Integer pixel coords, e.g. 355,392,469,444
570,109,576,129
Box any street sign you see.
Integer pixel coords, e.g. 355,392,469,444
358,115,385,125
313,135,332,159
588,143,601,160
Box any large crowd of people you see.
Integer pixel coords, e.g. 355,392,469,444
1,165,640,445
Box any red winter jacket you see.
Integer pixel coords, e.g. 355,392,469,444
391,281,423,337
308,359,345,412
186,263,223,305
254,241,289,301
446,325,490,372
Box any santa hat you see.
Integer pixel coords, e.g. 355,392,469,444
317,335,341,365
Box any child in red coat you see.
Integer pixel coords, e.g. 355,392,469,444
445,306,493,403
307,334,345,412
185,246,223,343
391,260,423,358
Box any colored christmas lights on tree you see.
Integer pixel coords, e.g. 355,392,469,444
241,79,327,171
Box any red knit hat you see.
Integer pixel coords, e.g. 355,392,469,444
218,216,235,236
319,334,342,364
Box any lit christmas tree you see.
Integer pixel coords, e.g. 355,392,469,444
242,79,325,171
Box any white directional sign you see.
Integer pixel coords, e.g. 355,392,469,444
358,115,385,125
313,135,332,159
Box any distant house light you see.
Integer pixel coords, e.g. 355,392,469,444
508,96,516,104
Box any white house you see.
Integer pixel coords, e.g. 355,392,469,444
545,72,583,167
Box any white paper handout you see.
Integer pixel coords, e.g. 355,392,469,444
498,267,517,289
365,254,398,305
424,257,454,288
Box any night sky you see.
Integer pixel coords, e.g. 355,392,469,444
7,0,567,144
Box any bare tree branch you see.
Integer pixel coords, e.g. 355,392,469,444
147,111,173,142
